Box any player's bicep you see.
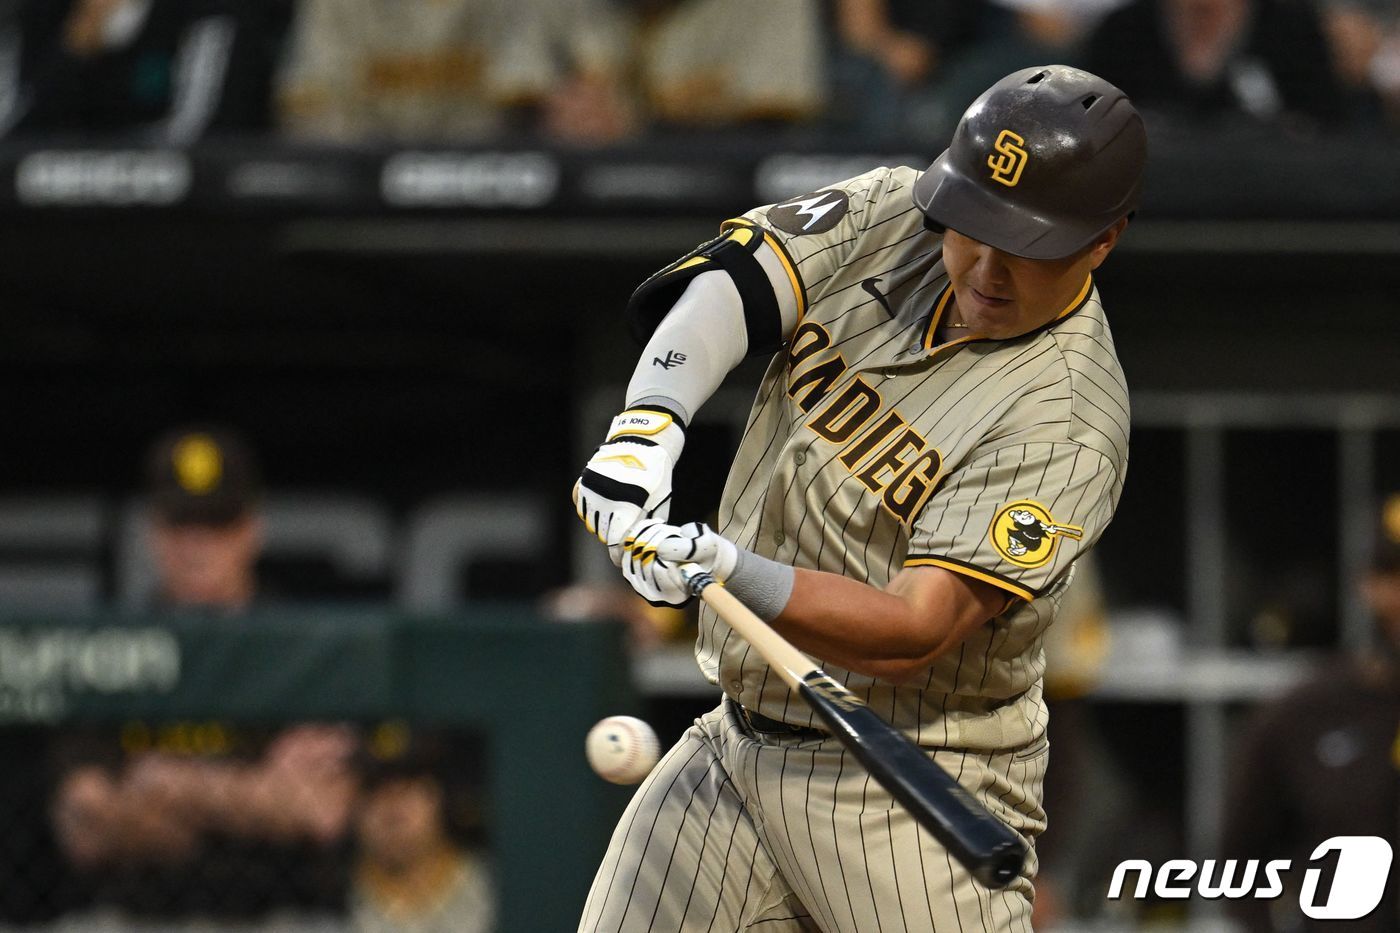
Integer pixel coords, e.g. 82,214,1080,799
904,443,1120,603
885,563,1012,658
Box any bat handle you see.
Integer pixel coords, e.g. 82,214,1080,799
679,563,809,689
680,563,716,597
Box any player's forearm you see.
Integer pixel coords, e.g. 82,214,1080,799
624,270,748,421
773,570,954,682
772,567,1002,684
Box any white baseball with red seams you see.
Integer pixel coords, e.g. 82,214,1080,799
585,716,660,785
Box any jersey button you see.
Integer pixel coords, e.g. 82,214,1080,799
774,531,786,546
794,451,807,465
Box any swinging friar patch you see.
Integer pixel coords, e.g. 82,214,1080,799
989,500,1083,568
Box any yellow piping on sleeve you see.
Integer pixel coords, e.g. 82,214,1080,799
903,557,1036,603
761,231,805,320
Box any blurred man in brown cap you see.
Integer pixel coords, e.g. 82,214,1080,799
145,426,263,610
1223,493,1400,933
48,426,358,925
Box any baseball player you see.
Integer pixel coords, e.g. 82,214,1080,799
573,65,1146,932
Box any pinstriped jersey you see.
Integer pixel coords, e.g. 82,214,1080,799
696,165,1129,752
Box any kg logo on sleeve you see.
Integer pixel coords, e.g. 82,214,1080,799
990,500,1083,568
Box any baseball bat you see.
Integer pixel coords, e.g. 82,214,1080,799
681,564,1027,890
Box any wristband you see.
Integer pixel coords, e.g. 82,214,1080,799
726,549,795,622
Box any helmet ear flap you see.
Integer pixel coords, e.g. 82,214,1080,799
922,215,946,235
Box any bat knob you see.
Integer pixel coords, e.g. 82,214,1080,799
976,839,1028,889
679,563,716,597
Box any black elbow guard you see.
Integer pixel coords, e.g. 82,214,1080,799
625,220,785,356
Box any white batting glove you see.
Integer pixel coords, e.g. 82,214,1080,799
620,520,690,607
573,408,685,565
621,521,739,607
652,522,739,580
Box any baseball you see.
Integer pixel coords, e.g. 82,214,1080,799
586,715,660,784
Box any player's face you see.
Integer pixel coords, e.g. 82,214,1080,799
941,220,1127,340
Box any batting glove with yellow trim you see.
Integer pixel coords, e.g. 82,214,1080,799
573,407,685,566
622,521,739,607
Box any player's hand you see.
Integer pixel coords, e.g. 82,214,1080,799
621,520,738,607
573,408,684,565
619,520,690,607
652,521,739,579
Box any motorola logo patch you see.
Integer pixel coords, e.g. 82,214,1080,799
769,190,850,235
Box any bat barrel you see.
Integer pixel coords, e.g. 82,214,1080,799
800,676,1029,890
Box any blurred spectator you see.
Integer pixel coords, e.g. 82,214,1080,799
144,427,262,610
6,0,284,141
914,0,1128,140
834,0,952,90
1084,0,1344,129
351,726,494,933
826,0,985,139
1222,492,1400,932
276,0,635,145
828,0,1130,143
1318,0,1400,125
991,0,1134,43
638,0,826,128
47,427,357,924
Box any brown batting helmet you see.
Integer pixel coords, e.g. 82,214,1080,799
914,65,1147,260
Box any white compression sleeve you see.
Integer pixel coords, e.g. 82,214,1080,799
626,243,799,422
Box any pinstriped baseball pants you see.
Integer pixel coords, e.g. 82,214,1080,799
580,701,1046,932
